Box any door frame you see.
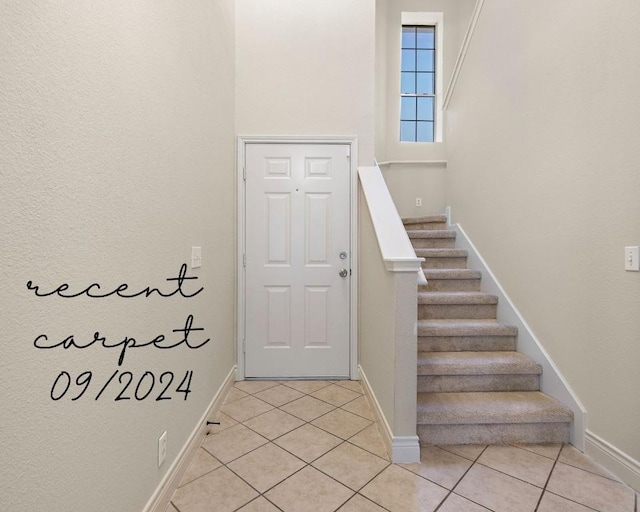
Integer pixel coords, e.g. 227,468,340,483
236,135,359,380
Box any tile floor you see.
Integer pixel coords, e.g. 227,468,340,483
168,380,638,512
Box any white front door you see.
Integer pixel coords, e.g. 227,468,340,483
244,143,351,378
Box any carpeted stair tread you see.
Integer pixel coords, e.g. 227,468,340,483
417,391,573,425
415,248,468,258
417,351,542,375
418,336,516,352
421,269,482,280
418,319,518,337
418,292,498,305
406,229,456,239
403,215,447,225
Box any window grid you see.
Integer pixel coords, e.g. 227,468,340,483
400,25,436,143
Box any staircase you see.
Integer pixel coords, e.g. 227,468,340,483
404,215,573,445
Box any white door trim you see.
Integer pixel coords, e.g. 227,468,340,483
236,135,359,380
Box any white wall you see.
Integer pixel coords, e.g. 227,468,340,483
358,190,397,430
446,0,640,473
381,163,447,218
0,2,236,510
235,0,375,165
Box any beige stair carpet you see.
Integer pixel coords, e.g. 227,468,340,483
404,215,573,446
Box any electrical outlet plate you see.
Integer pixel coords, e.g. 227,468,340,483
416,198,422,207
625,246,639,271
191,247,202,268
158,431,167,467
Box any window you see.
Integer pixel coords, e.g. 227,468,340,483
400,26,435,142
399,13,443,143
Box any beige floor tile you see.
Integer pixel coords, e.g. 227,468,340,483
537,491,600,511
558,444,620,480
455,463,542,512
477,445,555,487
227,443,306,493
547,462,635,512
438,445,486,461
311,409,372,439
165,503,179,512
206,411,238,434
275,424,342,463
337,494,387,511
348,424,389,460
265,465,354,512
312,384,361,407
360,464,448,512
221,395,274,422
280,380,332,394
243,408,305,440
312,443,389,491
437,493,492,511
333,380,364,394
201,423,268,464
236,496,282,512
172,466,258,512
340,395,374,420
401,445,472,490
225,386,249,403
234,380,280,394
514,443,562,460
180,448,222,487
280,395,336,421
254,384,305,407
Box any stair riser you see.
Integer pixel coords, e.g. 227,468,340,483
418,336,516,352
418,374,540,393
422,257,468,269
410,238,457,249
419,303,497,320
417,423,570,445
421,280,482,292
404,222,447,230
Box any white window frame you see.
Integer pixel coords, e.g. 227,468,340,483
400,12,444,143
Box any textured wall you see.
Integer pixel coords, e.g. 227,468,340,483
235,0,376,164
446,0,640,464
0,1,236,510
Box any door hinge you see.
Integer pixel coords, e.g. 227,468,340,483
346,147,351,159
243,166,246,181
242,338,246,353
243,253,246,267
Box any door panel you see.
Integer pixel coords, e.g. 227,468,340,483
244,143,351,378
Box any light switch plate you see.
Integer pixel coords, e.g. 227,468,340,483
624,246,639,271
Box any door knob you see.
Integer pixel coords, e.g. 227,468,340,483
339,268,348,278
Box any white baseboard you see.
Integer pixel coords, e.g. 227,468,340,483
448,215,587,450
585,430,640,492
142,365,237,512
391,436,421,463
358,365,420,464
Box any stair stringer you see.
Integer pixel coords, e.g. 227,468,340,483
446,214,587,449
